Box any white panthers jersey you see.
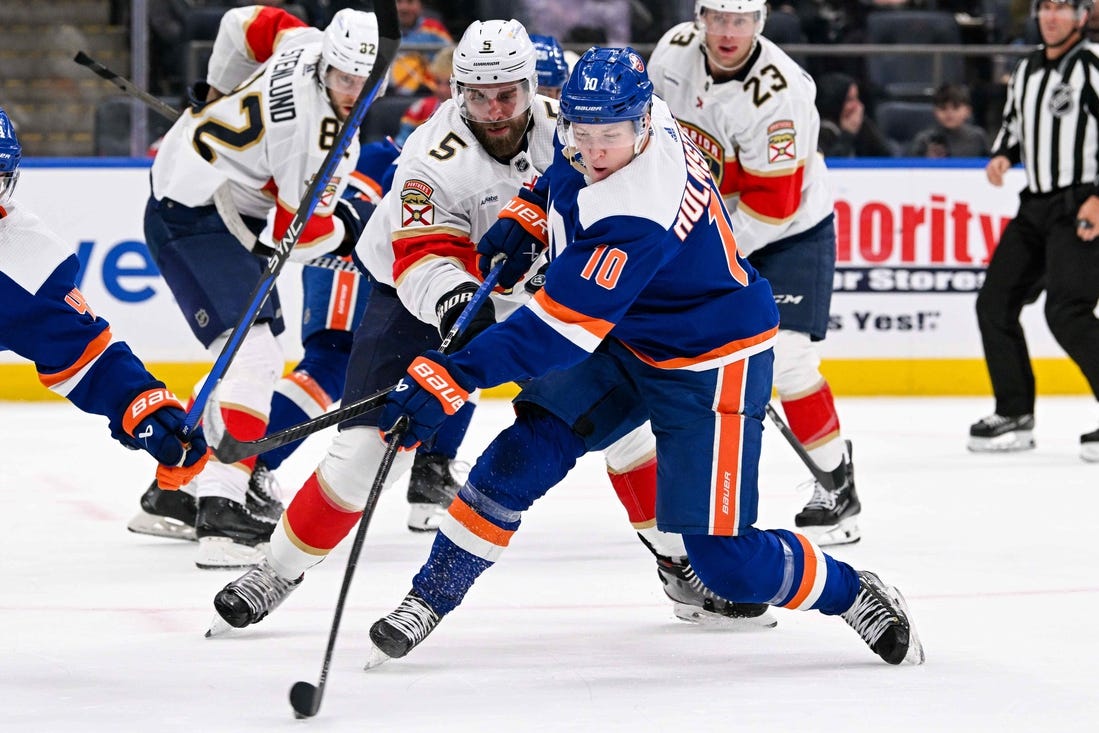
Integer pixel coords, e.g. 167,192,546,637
648,26,833,255
152,6,357,260
357,95,559,327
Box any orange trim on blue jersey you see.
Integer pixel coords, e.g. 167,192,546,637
38,328,112,388
349,170,384,200
448,497,514,548
625,325,779,370
707,195,749,286
531,289,615,340
327,269,358,331
286,370,333,411
243,6,307,63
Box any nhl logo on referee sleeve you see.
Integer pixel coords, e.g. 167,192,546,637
1048,83,1075,117
767,120,796,163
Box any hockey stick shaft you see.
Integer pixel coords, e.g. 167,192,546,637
74,50,180,121
181,18,400,437
289,417,406,718
211,263,503,464
763,403,834,486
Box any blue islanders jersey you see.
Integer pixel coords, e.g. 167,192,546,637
0,202,161,435
450,97,779,389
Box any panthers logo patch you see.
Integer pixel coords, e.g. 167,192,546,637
767,120,796,163
400,178,434,227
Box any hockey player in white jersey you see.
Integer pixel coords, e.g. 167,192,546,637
144,5,380,569
208,21,768,635
648,0,861,546
0,108,210,491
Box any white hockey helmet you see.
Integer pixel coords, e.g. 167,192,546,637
320,9,380,91
695,0,768,37
451,19,538,121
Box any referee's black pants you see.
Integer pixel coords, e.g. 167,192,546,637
976,186,1099,416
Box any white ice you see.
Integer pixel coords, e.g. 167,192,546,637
3,396,1097,732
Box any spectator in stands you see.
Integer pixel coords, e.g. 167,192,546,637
816,72,895,157
394,45,454,146
909,83,991,158
520,0,632,45
390,0,453,95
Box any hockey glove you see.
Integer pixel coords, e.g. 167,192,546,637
331,196,377,256
379,352,474,450
436,282,496,351
476,188,548,289
121,388,211,490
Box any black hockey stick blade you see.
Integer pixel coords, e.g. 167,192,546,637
289,680,321,719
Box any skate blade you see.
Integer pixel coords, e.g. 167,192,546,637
672,603,778,629
890,586,926,666
799,516,861,547
406,503,446,533
967,432,1035,453
363,643,392,670
205,614,236,638
126,510,196,542
195,537,268,570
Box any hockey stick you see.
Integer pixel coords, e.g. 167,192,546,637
289,416,406,719
208,263,503,464
763,403,838,489
179,0,401,437
74,50,180,121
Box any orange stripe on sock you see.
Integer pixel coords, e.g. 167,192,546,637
448,497,514,548
783,533,820,609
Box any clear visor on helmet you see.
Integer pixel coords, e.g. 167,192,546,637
557,117,648,173
452,80,535,123
324,67,369,97
0,170,18,207
698,9,761,37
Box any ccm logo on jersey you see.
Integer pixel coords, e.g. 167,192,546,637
401,179,435,226
408,357,468,415
767,120,796,163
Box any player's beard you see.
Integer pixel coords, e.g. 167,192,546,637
468,112,531,160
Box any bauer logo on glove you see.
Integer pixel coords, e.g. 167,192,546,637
409,358,467,414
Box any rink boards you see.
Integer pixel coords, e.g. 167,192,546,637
1,158,1089,398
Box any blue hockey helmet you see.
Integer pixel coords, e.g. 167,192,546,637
531,34,569,92
0,107,20,207
559,47,653,125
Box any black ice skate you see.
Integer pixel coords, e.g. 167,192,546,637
1080,427,1099,463
967,413,1035,453
126,479,197,541
364,590,442,669
656,554,777,629
795,441,861,547
194,496,278,570
246,460,285,522
841,570,925,665
207,559,302,636
406,453,461,532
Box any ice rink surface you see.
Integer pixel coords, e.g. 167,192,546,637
3,396,1097,732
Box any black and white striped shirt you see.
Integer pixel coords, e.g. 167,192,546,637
994,39,1099,194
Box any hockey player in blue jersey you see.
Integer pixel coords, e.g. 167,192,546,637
531,34,569,99
369,48,924,668
0,107,210,491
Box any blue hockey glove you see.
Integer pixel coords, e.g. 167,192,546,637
121,388,210,489
331,196,376,256
476,188,548,289
379,352,474,450
436,282,496,351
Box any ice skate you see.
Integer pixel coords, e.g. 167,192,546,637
656,555,777,629
1080,427,1099,462
406,453,461,532
967,413,1035,452
841,570,924,665
207,559,302,636
245,460,285,522
194,496,277,570
126,480,197,542
795,441,861,546
364,590,442,669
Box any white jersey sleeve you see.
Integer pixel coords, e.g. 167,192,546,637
359,96,558,328
649,27,833,255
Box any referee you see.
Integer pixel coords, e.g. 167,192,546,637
970,0,1099,461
